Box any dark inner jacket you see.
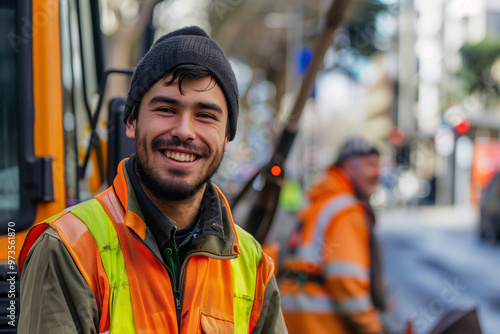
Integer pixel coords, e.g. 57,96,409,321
126,156,220,285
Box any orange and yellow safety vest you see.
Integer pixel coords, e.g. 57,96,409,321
20,161,275,333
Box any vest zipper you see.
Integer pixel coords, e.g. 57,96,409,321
130,229,183,333
176,257,191,334
175,291,181,310
165,268,182,334
175,291,182,334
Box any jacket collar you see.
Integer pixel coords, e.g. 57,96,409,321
300,166,376,226
112,158,240,257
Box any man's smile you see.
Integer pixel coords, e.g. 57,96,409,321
161,149,198,162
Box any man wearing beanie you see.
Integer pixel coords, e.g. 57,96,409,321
19,26,287,333
280,137,387,334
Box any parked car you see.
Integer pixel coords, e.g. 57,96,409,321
479,171,500,242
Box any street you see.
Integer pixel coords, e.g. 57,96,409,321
266,205,500,334
377,206,500,334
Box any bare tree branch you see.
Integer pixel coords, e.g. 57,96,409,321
130,0,163,42
112,0,162,45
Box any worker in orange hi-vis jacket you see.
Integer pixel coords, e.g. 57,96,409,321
280,137,387,334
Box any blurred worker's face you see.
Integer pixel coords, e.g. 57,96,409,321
342,154,380,200
126,75,229,201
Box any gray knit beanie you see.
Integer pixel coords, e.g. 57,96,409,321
124,26,239,141
335,137,379,165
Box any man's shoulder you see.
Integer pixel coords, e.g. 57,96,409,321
21,198,109,262
233,224,266,264
30,197,109,243
316,192,368,232
42,197,102,221
32,224,63,243
66,196,105,211
20,222,70,272
234,224,261,249
321,191,360,211
233,225,276,278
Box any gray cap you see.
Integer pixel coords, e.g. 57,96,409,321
124,26,239,141
336,137,379,164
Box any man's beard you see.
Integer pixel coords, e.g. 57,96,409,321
134,134,223,202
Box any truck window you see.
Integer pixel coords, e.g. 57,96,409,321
0,1,19,220
61,0,104,204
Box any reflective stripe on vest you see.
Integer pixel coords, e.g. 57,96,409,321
281,291,373,315
232,225,261,333
296,195,357,263
324,261,369,279
69,199,136,334
69,198,259,333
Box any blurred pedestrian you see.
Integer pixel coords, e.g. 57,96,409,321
280,137,386,334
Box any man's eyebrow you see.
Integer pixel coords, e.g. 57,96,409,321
197,102,223,114
148,96,180,106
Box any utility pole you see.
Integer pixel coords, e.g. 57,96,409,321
397,0,417,138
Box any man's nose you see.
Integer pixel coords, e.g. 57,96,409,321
170,114,196,141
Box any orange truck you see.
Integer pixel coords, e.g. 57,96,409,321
0,0,134,331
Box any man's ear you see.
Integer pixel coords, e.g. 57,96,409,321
223,132,230,152
125,112,136,139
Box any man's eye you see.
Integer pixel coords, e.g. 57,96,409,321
157,107,174,113
198,113,216,120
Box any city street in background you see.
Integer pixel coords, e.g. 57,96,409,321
378,206,500,334
268,204,500,334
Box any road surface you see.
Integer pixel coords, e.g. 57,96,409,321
377,206,500,334
265,204,499,333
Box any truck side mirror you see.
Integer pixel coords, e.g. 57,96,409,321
107,97,134,184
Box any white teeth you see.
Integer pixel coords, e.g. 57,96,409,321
164,151,196,162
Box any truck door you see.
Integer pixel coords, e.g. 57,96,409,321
0,0,104,331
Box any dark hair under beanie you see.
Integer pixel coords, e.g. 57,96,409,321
124,26,239,141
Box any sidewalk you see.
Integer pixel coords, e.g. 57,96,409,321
376,205,479,232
